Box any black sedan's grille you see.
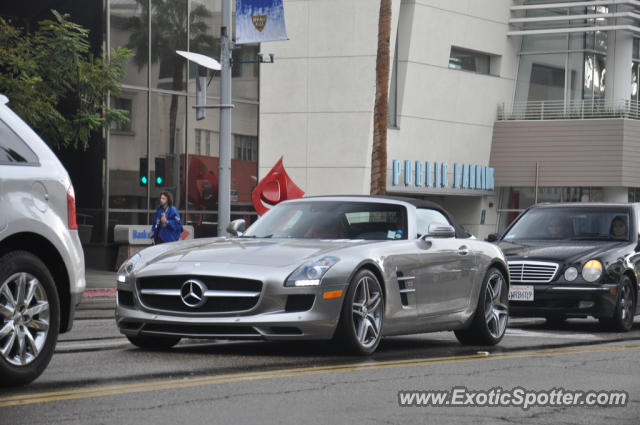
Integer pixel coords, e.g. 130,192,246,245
137,275,262,313
508,261,559,283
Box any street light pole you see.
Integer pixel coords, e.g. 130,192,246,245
218,0,233,237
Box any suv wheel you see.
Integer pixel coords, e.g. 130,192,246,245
0,251,60,387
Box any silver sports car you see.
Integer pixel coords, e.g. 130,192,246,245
115,196,510,354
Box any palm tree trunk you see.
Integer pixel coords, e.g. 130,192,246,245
370,0,392,195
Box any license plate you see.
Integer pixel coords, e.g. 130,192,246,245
508,285,534,301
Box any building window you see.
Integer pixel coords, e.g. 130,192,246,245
195,129,202,155
205,130,211,156
448,47,491,74
496,186,603,233
233,134,257,161
109,97,133,133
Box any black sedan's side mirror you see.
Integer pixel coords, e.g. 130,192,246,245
486,232,501,243
227,219,246,236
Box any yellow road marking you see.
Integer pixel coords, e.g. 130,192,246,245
2,342,638,407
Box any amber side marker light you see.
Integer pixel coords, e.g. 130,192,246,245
323,290,343,299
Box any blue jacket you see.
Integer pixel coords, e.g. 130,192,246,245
151,205,182,243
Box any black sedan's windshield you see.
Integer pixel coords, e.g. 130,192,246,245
243,201,408,240
503,208,632,242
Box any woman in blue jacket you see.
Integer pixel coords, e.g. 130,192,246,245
150,191,182,244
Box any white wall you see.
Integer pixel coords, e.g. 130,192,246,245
388,0,518,177
259,0,384,195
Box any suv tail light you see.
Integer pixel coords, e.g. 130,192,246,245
67,185,77,230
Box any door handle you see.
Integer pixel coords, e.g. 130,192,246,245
458,245,469,256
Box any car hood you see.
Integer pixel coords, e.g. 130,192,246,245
498,239,628,264
143,238,373,268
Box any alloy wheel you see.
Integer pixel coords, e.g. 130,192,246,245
351,275,383,348
484,272,508,339
620,280,634,324
0,273,50,366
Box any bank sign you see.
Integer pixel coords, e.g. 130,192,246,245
391,160,495,191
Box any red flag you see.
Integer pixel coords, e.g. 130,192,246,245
252,156,304,215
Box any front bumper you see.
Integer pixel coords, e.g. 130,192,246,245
510,283,618,318
115,276,347,341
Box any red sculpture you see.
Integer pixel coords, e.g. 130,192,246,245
252,156,304,215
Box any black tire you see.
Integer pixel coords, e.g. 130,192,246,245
126,334,181,350
455,267,508,346
334,269,384,355
599,276,636,332
544,314,567,325
0,251,60,387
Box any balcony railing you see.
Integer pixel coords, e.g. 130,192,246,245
497,99,640,121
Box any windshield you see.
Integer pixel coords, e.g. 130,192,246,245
503,208,632,242
243,201,408,240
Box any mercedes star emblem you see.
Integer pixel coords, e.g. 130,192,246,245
180,279,207,308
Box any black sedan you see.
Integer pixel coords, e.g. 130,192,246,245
490,203,639,331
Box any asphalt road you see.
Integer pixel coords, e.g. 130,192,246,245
1,293,639,425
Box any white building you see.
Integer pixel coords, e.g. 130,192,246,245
258,0,516,237
261,0,640,238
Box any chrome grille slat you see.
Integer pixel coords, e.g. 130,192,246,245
508,261,558,283
136,275,262,313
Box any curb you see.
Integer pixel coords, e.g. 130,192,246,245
83,288,116,298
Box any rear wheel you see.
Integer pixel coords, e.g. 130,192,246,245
455,267,508,346
126,335,181,350
334,269,384,355
599,276,635,332
0,252,60,387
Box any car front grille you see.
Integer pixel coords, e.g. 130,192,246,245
508,261,559,283
136,275,262,314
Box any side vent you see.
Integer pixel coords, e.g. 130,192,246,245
396,272,415,308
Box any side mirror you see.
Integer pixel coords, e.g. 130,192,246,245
426,223,455,238
486,232,501,243
227,219,246,236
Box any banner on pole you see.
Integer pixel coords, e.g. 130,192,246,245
236,0,288,44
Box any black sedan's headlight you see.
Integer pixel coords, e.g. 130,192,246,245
581,259,603,282
285,257,340,287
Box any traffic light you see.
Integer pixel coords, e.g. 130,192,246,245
155,157,166,186
139,157,148,186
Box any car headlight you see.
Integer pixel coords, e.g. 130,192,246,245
581,260,602,282
117,253,142,283
285,257,339,287
564,267,578,281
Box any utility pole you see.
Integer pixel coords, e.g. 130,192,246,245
218,0,233,236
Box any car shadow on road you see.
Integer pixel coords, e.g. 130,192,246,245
166,333,485,363
513,317,640,333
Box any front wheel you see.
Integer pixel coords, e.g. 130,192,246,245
0,252,60,387
599,276,635,332
126,335,181,350
455,267,508,346
334,269,384,355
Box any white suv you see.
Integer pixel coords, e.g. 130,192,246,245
0,95,85,386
